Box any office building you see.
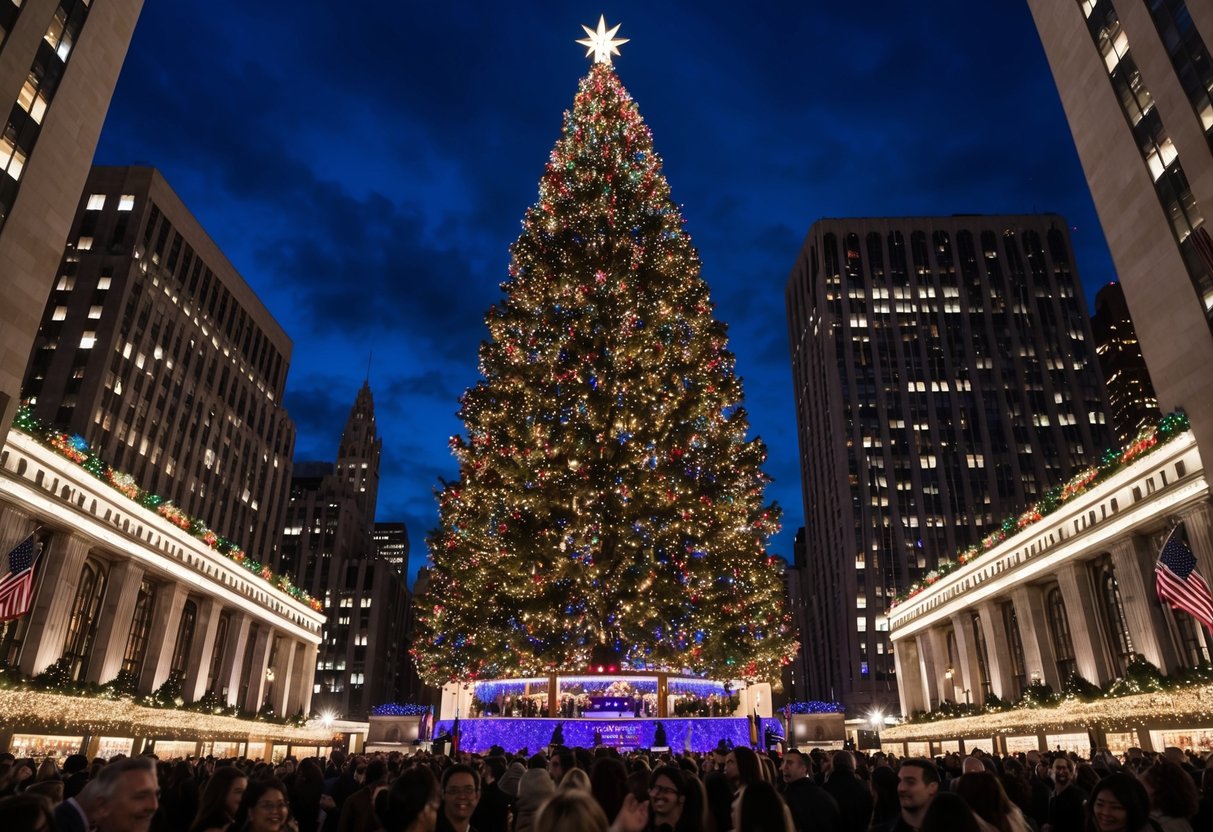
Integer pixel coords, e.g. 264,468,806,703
1028,0,1213,457
373,522,409,577
21,166,297,564
786,214,1112,714
279,383,413,718
1091,281,1161,443
0,0,143,442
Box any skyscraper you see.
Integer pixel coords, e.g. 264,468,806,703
1028,0,1213,458
21,166,296,564
373,522,409,577
786,215,1112,713
1091,281,1161,443
0,1,143,442
279,383,412,718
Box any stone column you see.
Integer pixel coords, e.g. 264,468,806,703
217,612,251,706
242,625,273,713
182,598,221,703
18,532,92,676
1109,535,1183,673
950,614,983,705
892,637,926,715
286,640,317,717
0,505,35,551
1057,560,1116,685
84,560,144,684
1011,584,1061,690
269,633,296,717
925,626,956,703
1181,502,1213,581
977,599,1017,700
137,582,189,695
914,631,942,708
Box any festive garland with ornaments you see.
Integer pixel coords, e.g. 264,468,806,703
13,403,322,612
889,411,1190,610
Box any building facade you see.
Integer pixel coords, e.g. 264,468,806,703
0,431,324,717
21,167,297,565
0,0,143,443
1028,0,1213,460
373,522,409,577
1091,281,1161,444
786,215,1113,714
887,426,1211,740
278,384,413,719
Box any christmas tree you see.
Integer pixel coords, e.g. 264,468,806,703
413,22,796,687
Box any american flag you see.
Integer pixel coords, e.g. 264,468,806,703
0,534,39,622
1156,523,1213,633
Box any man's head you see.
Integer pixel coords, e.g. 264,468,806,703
649,765,686,821
781,750,810,783
483,756,507,785
724,751,739,786
1051,756,1075,790
1165,746,1186,766
831,750,856,775
441,764,480,827
90,757,159,832
962,756,985,775
896,759,940,816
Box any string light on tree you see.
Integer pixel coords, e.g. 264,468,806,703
412,22,797,687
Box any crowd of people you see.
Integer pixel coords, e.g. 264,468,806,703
0,741,1211,832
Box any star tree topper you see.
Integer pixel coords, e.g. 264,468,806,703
577,15,629,65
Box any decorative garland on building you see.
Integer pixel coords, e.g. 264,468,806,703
889,412,1190,610
12,404,322,612
786,700,846,715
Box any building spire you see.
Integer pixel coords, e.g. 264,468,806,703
337,382,382,520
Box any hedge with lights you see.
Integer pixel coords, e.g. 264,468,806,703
12,403,322,612
890,412,1190,610
412,63,797,687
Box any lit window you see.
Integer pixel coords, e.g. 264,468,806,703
55,275,74,290
118,195,135,211
87,305,102,319
79,332,96,349
52,306,67,321
78,237,93,251
86,194,106,211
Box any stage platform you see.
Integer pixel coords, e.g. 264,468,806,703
433,716,784,753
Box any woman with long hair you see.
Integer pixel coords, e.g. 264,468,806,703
954,771,1032,832
1140,762,1198,832
731,781,793,832
534,788,609,832
374,766,440,832
1085,773,1155,832
920,791,982,832
233,777,292,832
189,765,247,832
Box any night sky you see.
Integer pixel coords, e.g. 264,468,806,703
93,2,1115,586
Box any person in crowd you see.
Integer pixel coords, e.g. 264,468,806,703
1140,762,1198,832
549,749,576,785
869,765,900,829
291,758,327,832
1084,773,1155,832
234,777,292,832
591,757,630,826
778,750,840,832
884,758,940,832
189,765,247,832
726,749,764,793
34,758,59,783
62,754,90,800
375,766,441,832
1047,756,1088,832
437,763,480,832
155,759,200,831
534,787,610,832
731,781,794,832
25,776,64,806
648,765,688,832
703,768,734,832
517,755,556,832
823,751,873,832
89,757,160,832
560,768,591,791
338,758,388,832
1190,767,1213,831
53,775,96,832
954,770,1032,832
469,756,510,832
0,792,56,831
920,791,981,832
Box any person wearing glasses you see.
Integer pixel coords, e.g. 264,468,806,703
438,764,481,832
234,778,292,832
649,765,694,832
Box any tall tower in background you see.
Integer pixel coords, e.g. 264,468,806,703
21,166,296,563
1027,0,1213,459
1091,281,1161,444
786,214,1112,714
279,385,413,718
0,0,143,443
